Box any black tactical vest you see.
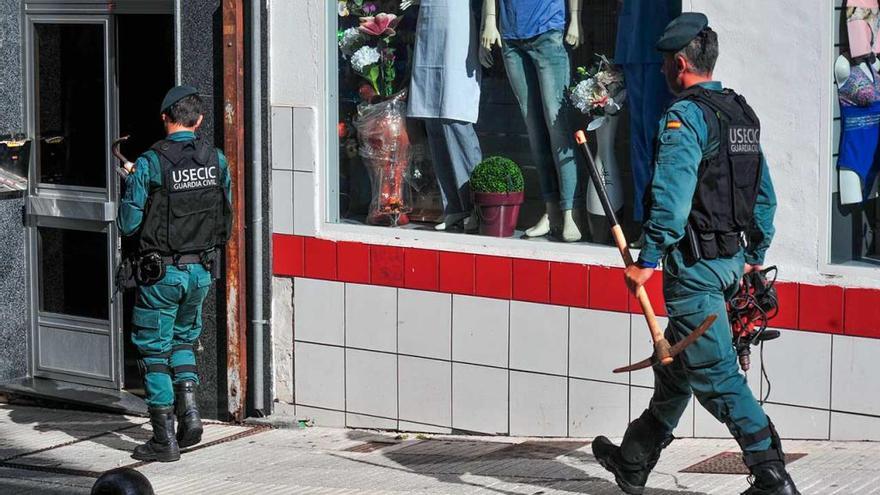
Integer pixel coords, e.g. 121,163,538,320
674,86,763,256
138,139,232,256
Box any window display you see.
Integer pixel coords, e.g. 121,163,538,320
334,1,672,246
832,1,880,263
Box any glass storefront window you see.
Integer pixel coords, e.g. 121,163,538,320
832,2,880,265
332,1,641,244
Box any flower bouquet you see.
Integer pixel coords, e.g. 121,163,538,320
339,3,412,226
570,55,626,224
569,55,626,131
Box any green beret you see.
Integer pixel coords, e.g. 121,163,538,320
160,85,199,114
656,12,709,52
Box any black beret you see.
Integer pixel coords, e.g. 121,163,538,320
160,85,199,114
656,12,709,53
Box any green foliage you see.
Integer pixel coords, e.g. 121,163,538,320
471,156,524,193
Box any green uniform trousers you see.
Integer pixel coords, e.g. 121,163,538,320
648,248,772,452
131,264,211,408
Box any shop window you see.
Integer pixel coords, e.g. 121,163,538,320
832,0,880,265
330,0,647,246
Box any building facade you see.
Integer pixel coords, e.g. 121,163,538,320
268,0,880,440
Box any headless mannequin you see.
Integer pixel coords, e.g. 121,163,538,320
835,54,880,204
481,0,584,242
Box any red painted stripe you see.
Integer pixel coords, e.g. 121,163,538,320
798,284,844,334
370,245,405,287
844,288,880,338
303,237,336,280
337,241,370,284
404,248,439,291
271,234,880,339
512,258,550,304
475,255,512,299
439,252,475,295
550,262,589,309
272,233,303,277
589,266,629,313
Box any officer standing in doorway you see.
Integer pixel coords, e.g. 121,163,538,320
591,14,799,495
118,86,232,462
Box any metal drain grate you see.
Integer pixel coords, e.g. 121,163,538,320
680,452,807,475
484,440,591,460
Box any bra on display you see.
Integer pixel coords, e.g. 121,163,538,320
847,0,880,59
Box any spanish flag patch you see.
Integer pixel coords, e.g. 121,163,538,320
666,120,682,129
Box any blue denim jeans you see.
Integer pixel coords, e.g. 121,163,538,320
502,29,582,210
623,63,674,222
423,118,482,215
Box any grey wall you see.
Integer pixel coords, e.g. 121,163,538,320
0,194,28,382
0,0,23,133
0,1,28,382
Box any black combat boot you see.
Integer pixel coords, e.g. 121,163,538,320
742,460,800,495
741,419,800,495
592,410,673,495
132,406,180,462
174,380,203,448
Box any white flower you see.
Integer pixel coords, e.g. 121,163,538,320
351,45,380,73
338,1,350,17
570,79,596,115
339,27,366,58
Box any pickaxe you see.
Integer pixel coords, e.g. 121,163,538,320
574,130,716,373
112,135,134,178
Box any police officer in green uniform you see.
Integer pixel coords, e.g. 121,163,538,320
118,86,232,462
591,14,800,495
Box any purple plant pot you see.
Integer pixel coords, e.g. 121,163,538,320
474,191,524,238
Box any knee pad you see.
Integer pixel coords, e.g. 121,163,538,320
740,417,785,467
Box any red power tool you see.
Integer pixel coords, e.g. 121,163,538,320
728,266,781,372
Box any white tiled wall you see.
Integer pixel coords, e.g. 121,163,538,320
288,281,880,440
569,309,630,385
271,105,318,237
509,301,568,376
832,335,880,417
294,278,344,346
451,295,509,368
345,283,397,352
398,290,451,360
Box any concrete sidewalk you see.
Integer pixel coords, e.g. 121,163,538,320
1,404,879,494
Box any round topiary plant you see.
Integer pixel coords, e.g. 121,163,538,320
471,156,524,194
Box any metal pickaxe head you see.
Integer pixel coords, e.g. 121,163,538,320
613,314,718,373
112,136,132,178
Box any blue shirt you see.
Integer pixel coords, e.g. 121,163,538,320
118,131,232,236
615,0,682,65
498,0,565,40
638,82,777,267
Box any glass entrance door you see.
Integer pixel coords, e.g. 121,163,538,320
26,16,122,389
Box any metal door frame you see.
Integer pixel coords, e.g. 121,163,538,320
23,13,122,389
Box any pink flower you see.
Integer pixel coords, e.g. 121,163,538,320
592,95,609,108
359,13,400,37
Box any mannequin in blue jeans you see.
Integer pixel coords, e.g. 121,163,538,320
616,0,681,225
481,0,585,242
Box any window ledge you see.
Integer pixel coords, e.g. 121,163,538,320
318,221,630,267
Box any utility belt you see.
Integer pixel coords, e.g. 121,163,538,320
114,249,221,293
680,224,744,266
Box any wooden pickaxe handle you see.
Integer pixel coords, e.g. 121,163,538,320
575,130,673,365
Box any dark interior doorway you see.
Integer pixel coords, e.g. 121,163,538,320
115,14,175,395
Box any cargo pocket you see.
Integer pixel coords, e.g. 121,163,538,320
666,294,730,369
131,307,166,355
